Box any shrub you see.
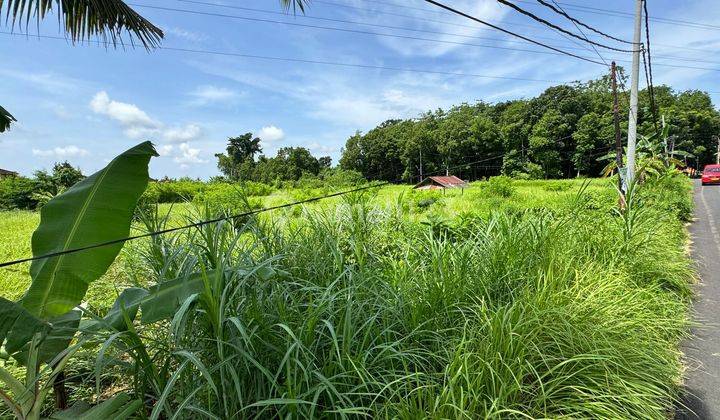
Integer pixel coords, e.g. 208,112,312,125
0,176,37,210
321,168,366,187
145,180,205,203
486,175,515,198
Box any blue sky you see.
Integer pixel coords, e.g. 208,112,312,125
1,0,719,179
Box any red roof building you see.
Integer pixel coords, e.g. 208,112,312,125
413,175,468,190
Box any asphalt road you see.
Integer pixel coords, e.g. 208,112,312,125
677,180,720,419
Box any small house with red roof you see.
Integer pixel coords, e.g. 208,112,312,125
413,175,468,190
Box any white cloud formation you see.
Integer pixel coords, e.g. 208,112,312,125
90,91,159,128
163,26,207,43
32,145,90,158
158,142,206,166
90,91,202,142
189,85,241,106
163,124,202,142
257,125,285,143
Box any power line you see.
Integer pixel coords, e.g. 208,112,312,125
514,0,720,32
495,0,637,53
0,31,576,84
0,182,389,269
420,0,606,65
643,0,659,134
176,0,607,54
534,0,633,44
167,0,720,71
129,3,609,63
549,0,607,66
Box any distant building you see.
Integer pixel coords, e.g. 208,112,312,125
413,175,468,190
0,168,18,178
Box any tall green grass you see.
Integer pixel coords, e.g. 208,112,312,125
89,176,693,419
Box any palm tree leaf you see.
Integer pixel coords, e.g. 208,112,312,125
0,0,163,49
280,0,310,13
0,105,16,133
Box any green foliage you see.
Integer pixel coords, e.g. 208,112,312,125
0,176,37,210
87,176,693,418
0,105,16,132
486,175,515,197
340,75,720,180
24,141,157,319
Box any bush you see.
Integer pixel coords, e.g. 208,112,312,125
145,180,205,203
0,176,37,210
486,175,515,198
321,168,366,187
193,184,263,215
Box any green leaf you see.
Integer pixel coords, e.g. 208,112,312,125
83,288,149,333
140,272,206,324
0,297,48,355
49,392,142,420
12,310,81,366
23,141,158,319
0,105,16,133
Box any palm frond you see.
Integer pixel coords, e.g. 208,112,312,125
0,105,16,133
280,0,310,13
0,0,163,49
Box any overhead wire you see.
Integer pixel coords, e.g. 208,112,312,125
0,182,389,269
494,0,637,53
549,0,607,66
534,0,633,44
144,1,720,71
419,0,605,65
513,0,720,32
176,0,606,54
128,3,607,64
347,0,719,55
643,0,659,134
0,31,574,84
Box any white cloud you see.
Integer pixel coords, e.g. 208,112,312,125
90,91,159,128
189,85,241,106
257,125,285,143
158,142,206,165
163,26,207,43
90,91,202,142
163,124,202,142
32,145,90,158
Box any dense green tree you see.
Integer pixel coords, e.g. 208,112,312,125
254,147,323,183
338,74,720,181
215,133,262,180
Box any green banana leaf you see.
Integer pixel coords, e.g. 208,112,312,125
140,272,207,324
83,288,149,333
0,298,48,355
23,141,158,319
11,310,82,365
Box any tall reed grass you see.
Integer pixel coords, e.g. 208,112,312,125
99,176,693,419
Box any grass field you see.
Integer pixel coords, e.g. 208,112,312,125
0,176,695,418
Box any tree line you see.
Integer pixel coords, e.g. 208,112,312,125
337,72,720,182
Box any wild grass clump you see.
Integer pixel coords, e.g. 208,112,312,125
96,175,693,418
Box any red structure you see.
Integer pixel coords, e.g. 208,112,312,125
413,175,468,190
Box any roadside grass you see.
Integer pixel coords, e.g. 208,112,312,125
0,176,694,418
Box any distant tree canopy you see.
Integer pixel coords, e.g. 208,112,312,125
339,74,720,181
215,133,331,183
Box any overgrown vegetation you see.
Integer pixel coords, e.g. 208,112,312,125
0,153,694,418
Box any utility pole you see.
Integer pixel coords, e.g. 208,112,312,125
715,135,720,164
419,150,424,182
611,62,624,199
626,0,643,186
